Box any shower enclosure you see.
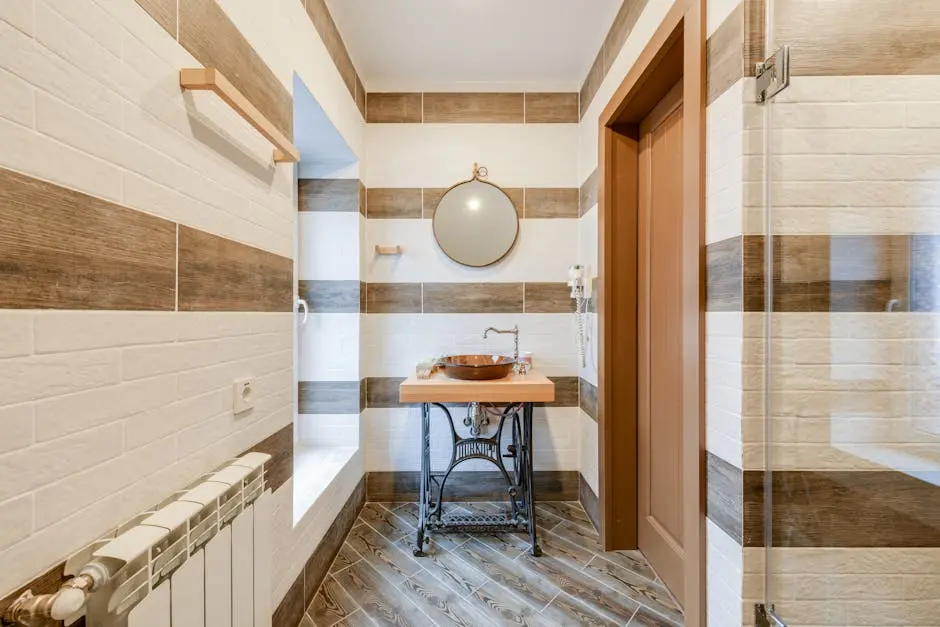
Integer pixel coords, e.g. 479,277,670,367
755,1,940,625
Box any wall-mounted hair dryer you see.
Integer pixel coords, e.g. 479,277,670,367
568,265,591,368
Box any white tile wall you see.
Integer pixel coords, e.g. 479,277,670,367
579,410,599,494
706,518,743,627
299,211,362,281
707,78,747,245
299,313,361,382
296,414,360,449
0,312,293,597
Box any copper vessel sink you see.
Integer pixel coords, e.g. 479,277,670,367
437,354,516,380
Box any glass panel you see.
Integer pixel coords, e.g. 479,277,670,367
763,2,940,625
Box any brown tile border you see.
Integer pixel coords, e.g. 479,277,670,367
580,0,652,119
299,381,363,415
303,477,367,606
706,3,745,106
423,93,525,124
366,283,422,314
304,0,358,101
366,93,423,123
178,226,293,312
366,188,422,219
579,169,599,217
743,469,940,548
706,452,743,545
0,168,177,311
179,0,292,139
134,0,176,37
579,378,598,422
539,376,580,408
706,234,931,312
524,93,580,123
423,282,524,314
272,571,305,627
298,280,362,313
366,471,579,502
244,424,293,492
579,474,600,532
524,188,580,219
525,283,576,313
299,179,361,212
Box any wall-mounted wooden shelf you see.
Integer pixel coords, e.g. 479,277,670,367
180,68,300,164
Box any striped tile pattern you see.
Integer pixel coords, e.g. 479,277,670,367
303,501,682,627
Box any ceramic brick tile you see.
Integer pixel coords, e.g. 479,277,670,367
122,339,222,380
0,494,33,552
33,311,178,354
0,349,121,407
0,0,34,35
0,67,34,127
0,404,33,456
0,312,33,358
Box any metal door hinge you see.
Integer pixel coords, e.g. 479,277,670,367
755,45,790,103
755,603,788,627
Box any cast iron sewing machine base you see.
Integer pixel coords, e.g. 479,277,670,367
412,401,542,557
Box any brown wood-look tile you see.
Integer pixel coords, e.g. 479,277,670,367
177,226,292,312
308,575,358,627
469,581,549,627
0,168,176,310
400,538,487,596
243,424,292,492
332,610,375,627
299,280,361,313
536,502,593,532
398,569,495,626
579,378,598,422
345,524,421,585
743,0,766,76
453,539,559,610
542,592,621,627
273,571,305,627
304,478,367,604
366,93,423,123
539,529,595,570
359,503,416,543
579,169,599,216
367,188,422,219
550,519,603,554
776,0,940,76
0,562,69,618
358,182,366,216
744,469,940,548
355,74,366,119
472,533,530,560
366,283,422,313
423,93,525,124
628,606,683,627
524,188,580,218
525,283,576,313
299,179,361,212
706,235,743,311
524,93,579,123
179,0,292,139
305,0,357,97
706,3,744,106
707,451,744,545
580,50,604,119
579,474,600,532
423,283,523,314
603,0,650,75
134,0,176,37
366,472,578,502
583,556,683,624
518,553,639,625
328,543,362,574
333,561,428,626
364,377,407,409
299,381,362,415
535,376,578,408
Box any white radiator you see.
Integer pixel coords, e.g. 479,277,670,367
72,454,274,627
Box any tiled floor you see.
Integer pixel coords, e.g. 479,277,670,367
301,501,684,627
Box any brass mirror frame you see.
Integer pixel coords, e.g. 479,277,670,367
432,164,520,268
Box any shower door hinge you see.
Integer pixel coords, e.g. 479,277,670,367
755,603,788,627
755,45,790,103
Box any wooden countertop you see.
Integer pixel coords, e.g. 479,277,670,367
399,370,555,404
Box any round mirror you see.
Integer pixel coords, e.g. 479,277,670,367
433,174,519,268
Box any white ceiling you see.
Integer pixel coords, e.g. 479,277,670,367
325,0,622,92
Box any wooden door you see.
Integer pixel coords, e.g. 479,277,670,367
637,81,686,605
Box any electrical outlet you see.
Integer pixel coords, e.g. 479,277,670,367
233,377,254,414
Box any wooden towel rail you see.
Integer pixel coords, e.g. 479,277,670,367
180,68,300,164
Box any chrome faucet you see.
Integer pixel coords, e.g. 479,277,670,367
483,325,519,362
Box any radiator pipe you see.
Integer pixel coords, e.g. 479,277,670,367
2,558,118,626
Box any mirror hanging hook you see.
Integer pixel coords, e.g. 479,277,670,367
472,162,488,180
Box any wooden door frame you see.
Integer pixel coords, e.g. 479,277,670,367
596,0,705,623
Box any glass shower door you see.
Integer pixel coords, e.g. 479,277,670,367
760,2,940,625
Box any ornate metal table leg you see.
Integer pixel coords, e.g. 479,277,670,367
522,402,542,556
414,402,430,556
